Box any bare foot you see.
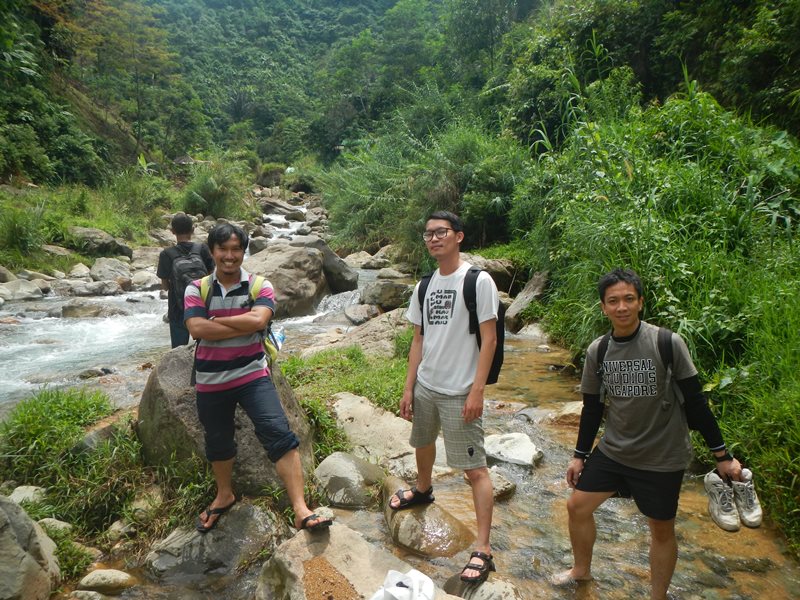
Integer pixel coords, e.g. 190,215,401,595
550,569,593,586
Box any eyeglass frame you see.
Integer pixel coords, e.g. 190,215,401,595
422,227,455,242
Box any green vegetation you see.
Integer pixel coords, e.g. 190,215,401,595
0,0,798,557
0,388,214,581
281,344,409,463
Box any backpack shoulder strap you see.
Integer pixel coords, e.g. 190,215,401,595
417,272,434,335
249,274,265,302
657,327,673,371
595,330,612,378
199,275,212,307
463,267,482,335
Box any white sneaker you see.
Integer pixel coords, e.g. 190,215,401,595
732,468,763,527
704,470,740,531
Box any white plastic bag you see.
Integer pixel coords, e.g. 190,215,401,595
368,569,435,600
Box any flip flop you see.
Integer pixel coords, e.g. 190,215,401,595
389,486,435,510
298,513,333,532
195,498,237,533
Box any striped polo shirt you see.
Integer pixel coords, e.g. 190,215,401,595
183,268,276,392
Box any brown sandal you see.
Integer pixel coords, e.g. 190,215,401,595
460,550,495,583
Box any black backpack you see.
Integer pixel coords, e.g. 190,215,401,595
168,243,209,313
418,266,505,385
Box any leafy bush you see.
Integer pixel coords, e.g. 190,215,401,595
181,158,248,219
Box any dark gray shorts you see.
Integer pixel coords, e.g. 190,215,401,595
409,381,486,470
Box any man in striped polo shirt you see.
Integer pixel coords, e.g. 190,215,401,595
184,223,330,533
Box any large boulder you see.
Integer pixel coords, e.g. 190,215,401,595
243,241,327,318
66,226,133,258
89,257,132,283
461,253,515,294
314,452,385,508
360,280,412,311
60,299,131,318
0,279,43,301
257,523,461,600
0,265,17,283
131,270,161,291
145,502,289,583
0,496,61,600
50,279,123,297
289,235,358,293
504,272,548,334
301,308,408,360
136,345,314,497
382,476,473,558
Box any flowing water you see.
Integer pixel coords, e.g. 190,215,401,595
1,269,798,598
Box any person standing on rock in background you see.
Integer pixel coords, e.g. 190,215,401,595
157,213,214,348
184,222,331,534
553,267,753,599
391,210,500,585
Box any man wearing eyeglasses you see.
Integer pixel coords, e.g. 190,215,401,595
184,223,331,534
390,211,500,584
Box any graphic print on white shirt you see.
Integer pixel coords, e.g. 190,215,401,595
426,289,458,325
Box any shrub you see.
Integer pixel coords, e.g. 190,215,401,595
181,159,248,219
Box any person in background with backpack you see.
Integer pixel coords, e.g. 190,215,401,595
552,268,753,599
391,210,500,585
157,213,214,347
184,223,331,534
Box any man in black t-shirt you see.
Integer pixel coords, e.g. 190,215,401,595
156,213,214,347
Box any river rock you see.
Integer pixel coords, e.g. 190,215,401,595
68,263,92,279
289,234,358,293
248,236,270,254
259,197,298,215
131,270,161,291
362,254,390,269
485,433,543,467
443,572,524,599
67,226,133,258
549,401,583,427
504,272,548,333
314,452,385,508
77,569,136,594
360,280,412,310
463,465,516,500
51,279,123,297
136,345,314,497
330,392,453,480
461,253,515,294
8,485,46,505
243,241,327,318
38,518,73,534
0,279,44,301
69,592,107,600
343,250,372,268
145,502,288,582
257,522,461,600
376,267,408,279
90,257,131,282
18,269,54,281
383,476,473,557
302,307,408,359
0,265,17,282
60,299,131,318
344,303,380,325
0,495,61,600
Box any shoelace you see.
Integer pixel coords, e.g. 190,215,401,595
739,484,756,509
717,484,735,512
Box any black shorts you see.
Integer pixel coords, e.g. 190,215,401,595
576,448,684,520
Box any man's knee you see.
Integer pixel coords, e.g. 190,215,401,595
648,518,676,543
567,491,605,520
464,466,489,484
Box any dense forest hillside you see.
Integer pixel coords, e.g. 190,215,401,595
1,0,798,557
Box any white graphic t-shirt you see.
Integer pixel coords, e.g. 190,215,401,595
406,262,498,395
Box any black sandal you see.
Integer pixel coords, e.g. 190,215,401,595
389,486,435,510
460,550,495,584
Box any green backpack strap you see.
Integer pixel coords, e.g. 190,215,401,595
248,274,278,368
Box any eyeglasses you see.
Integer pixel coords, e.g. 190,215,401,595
422,227,454,242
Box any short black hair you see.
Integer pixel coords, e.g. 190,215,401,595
170,212,193,235
207,223,249,252
598,268,643,302
426,210,463,232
